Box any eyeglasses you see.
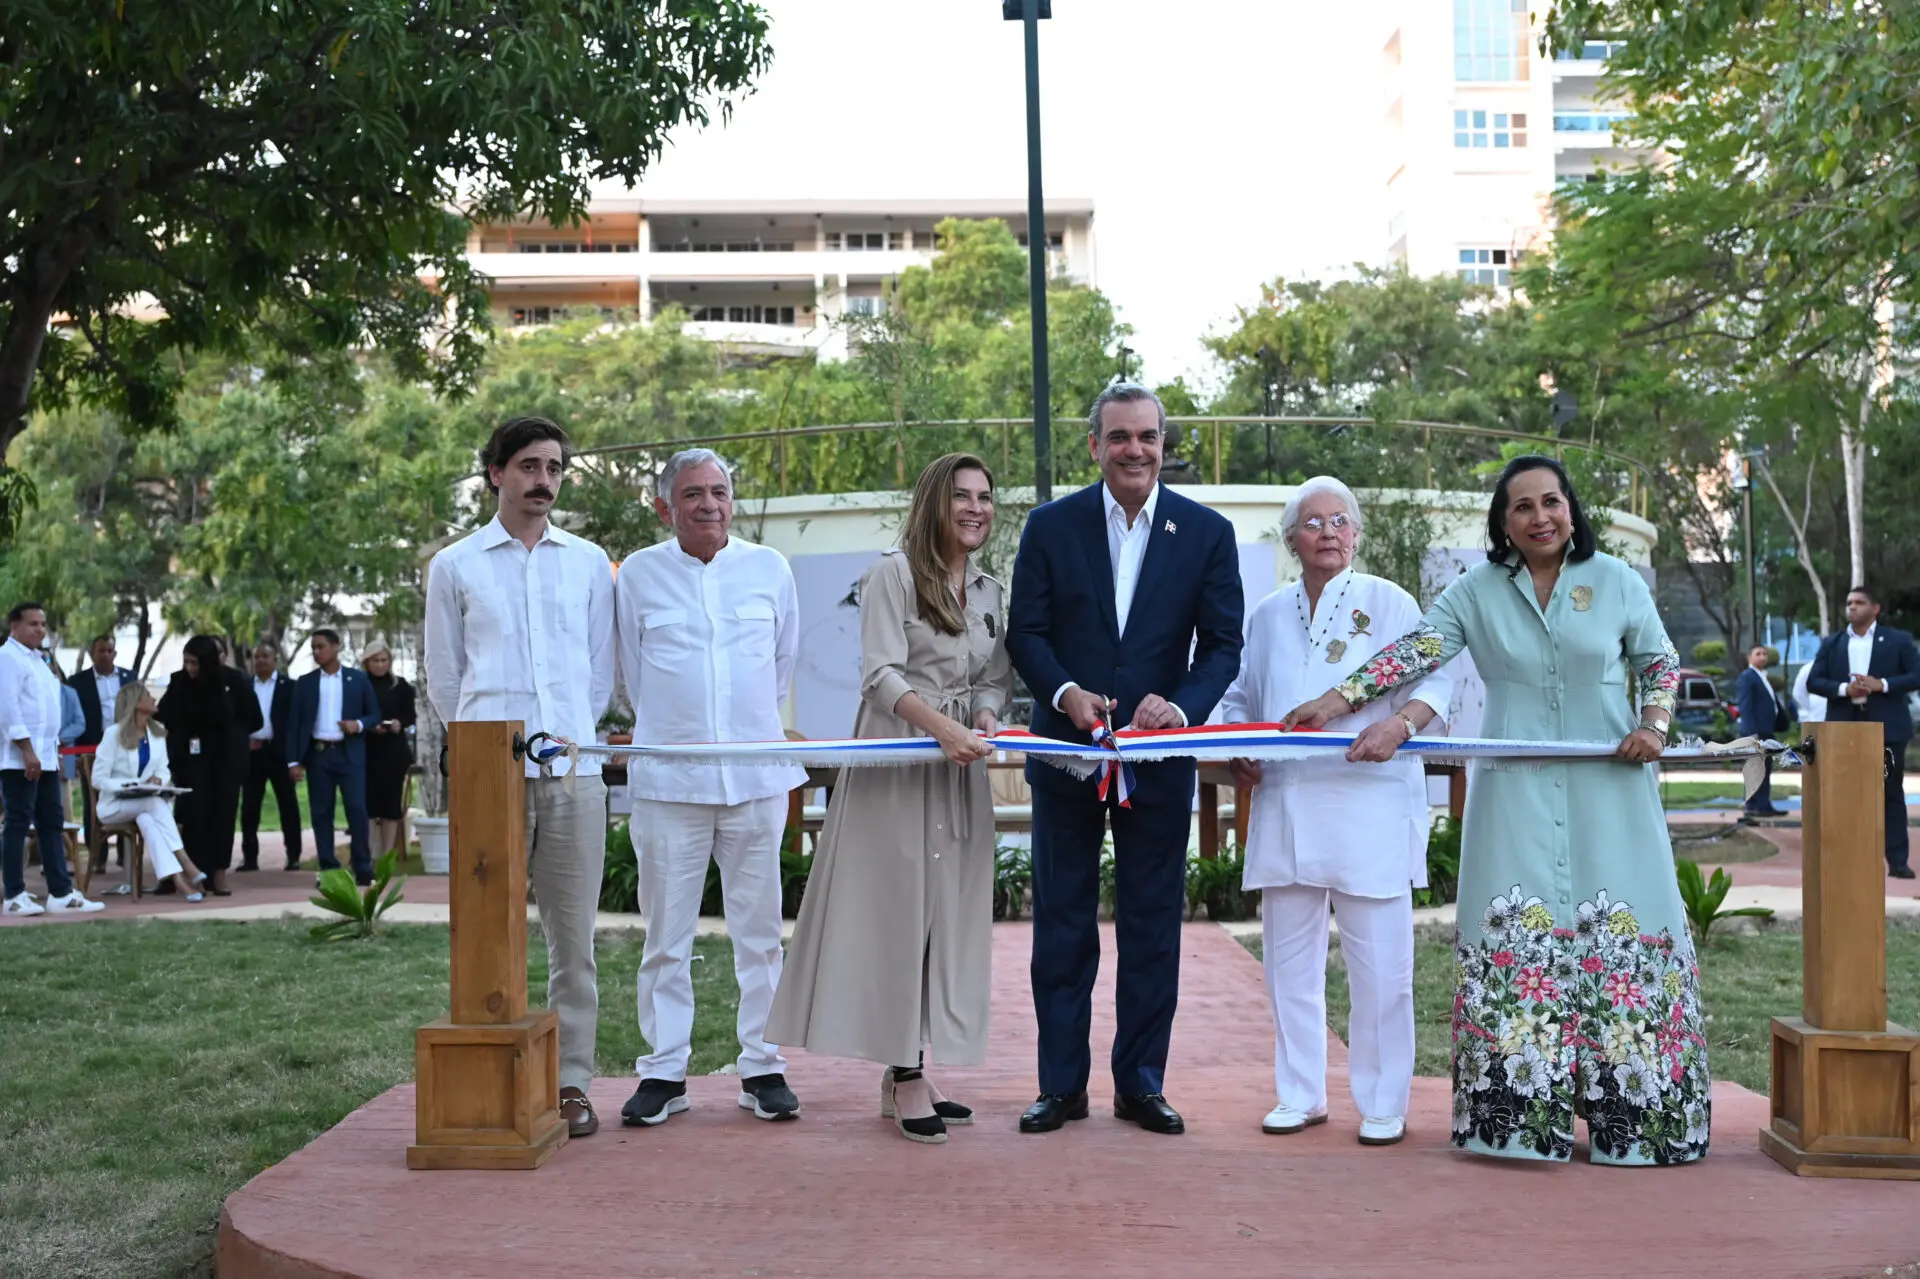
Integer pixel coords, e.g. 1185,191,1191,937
1300,513,1352,534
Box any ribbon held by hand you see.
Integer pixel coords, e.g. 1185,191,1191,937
1090,714,1136,808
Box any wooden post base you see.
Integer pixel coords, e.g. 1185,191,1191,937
407,1010,567,1171
1762,1015,1920,1180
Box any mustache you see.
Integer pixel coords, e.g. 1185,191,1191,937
525,488,555,500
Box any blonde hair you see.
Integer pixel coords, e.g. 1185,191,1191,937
114,680,162,750
900,452,994,637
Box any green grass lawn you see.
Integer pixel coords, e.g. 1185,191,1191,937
1657,778,1800,807
0,920,742,1279
1246,918,1920,1092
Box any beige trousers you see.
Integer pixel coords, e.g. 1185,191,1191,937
526,774,607,1091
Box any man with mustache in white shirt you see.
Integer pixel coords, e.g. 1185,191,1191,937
425,416,618,1137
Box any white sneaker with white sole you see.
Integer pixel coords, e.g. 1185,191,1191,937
3,892,43,917
1261,1104,1328,1135
1358,1115,1406,1145
44,891,104,913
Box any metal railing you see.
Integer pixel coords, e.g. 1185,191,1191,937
577,416,1656,518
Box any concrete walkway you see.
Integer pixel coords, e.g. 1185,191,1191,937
218,921,1920,1278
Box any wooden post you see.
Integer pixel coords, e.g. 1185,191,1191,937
1760,721,1920,1179
408,721,567,1171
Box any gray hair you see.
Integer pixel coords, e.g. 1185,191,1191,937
1280,475,1364,559
657,448,734,507
1087,382,1166,436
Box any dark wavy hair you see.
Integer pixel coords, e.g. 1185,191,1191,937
481,415,571,494
1486,455,1597,573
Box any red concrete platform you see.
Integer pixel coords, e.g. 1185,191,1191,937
219,923,1920,1278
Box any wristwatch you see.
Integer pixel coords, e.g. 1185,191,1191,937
1396,712,1419,739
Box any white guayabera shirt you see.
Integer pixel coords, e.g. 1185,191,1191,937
425,514,617,779
614,536,806,806
1218,568,1454,898
0,638,62,770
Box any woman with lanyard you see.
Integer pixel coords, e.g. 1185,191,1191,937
1220,476,1452,1148
1286,455,1709,1167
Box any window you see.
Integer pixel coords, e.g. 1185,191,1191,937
1453,109,1527,149
845,296,885,317
1454,0,1530,82
1458,247,1523,287
831,232,885,251
1553,110,1632,133
509,306,554,326
1555,39,1628,61
1016,231,1066,249
687,305,799,325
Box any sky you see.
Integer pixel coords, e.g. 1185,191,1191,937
606,0,1387,389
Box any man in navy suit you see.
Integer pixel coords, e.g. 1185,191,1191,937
286,628,382,884
1007,384,1245,1135
1807,586,1920,878
1734,644,1788,818
241,641,303,871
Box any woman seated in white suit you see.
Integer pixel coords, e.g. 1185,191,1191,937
1220,476,1454,1147
93,682,204,900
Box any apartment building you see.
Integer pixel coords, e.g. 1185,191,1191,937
457,197,1097,359
1383,0,1645,285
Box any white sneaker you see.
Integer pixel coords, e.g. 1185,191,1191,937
44,891,104,914
1358,1115,1406,1146
2,892,43,917
1261,1104,1328,1135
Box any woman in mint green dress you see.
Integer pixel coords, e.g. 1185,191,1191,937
1288,456,1708,1167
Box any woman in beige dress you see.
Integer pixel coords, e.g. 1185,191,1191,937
768,452,1013,1145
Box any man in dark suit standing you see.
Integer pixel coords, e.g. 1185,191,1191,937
1807,586,1920,878
70,635,133,749
286,628,382,885
240,641,302,872
1734,644,1788,819
1007,383,1245,1136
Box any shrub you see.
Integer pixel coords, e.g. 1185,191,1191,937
993,844,1032,921
1692,640,1728,665
1676,858,1775,943
1414,815,1462,908
1185,842,1258,922
309,849,405,941
598,822,639,913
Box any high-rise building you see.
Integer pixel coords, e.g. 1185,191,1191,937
452,197,1096,359
1383,1,1642,286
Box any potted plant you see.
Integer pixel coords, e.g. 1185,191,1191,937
414,707,450,874
993,844,1032,921
598,703,634,747
1185,843,1257,922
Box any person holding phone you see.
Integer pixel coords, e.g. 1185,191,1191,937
359,638,417,863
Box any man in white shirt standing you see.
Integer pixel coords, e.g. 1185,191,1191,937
425,416,617,1139
615,448,804,1128
1,603,104,916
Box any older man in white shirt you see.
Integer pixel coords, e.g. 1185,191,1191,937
615,447,806,1128
425,416,617,1138
1,602,104,916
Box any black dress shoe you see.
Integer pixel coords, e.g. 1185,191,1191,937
1114,1093,1185,1134
1891,866,1916,880
235,862,258,873
1018,1091,1089,1133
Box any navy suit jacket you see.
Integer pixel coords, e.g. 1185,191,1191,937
71,664,135,748
1733,666,1783,739
287,667,382,769
255,672,297,762
1807,624,1920,743
1007,482,1245,807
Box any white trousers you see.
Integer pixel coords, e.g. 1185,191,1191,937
1261,884,1414,1121
96,795,187,880
526,775,607,1093
633,795,789,1082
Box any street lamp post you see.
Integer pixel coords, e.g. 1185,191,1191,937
1004,0,1053,503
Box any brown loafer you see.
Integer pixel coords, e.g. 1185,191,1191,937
560,1087,598,1138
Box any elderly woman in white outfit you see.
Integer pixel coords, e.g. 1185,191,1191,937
1220,476,1453,1146
93,682,204,900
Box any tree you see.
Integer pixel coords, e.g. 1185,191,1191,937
1542,1,1920,590
0,0,772,504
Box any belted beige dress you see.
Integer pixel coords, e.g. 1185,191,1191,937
767,549,1013,1067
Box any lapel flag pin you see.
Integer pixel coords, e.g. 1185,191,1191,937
1164,520,1176,534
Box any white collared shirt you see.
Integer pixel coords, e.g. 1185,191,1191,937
0,638,63,769
1052,483,1186,725
251,676,276,741
313,669,345,742
615,536,805,805
94,669,123,721
1103,482,1160,636
1749,663,1777,706
1844,623,1876,704
425,514,617,778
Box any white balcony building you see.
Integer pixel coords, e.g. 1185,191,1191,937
1382,2,1651,286
455,197,1096,359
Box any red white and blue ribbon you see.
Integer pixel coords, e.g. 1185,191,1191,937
528,725,1788,781
1088,719,1137,807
